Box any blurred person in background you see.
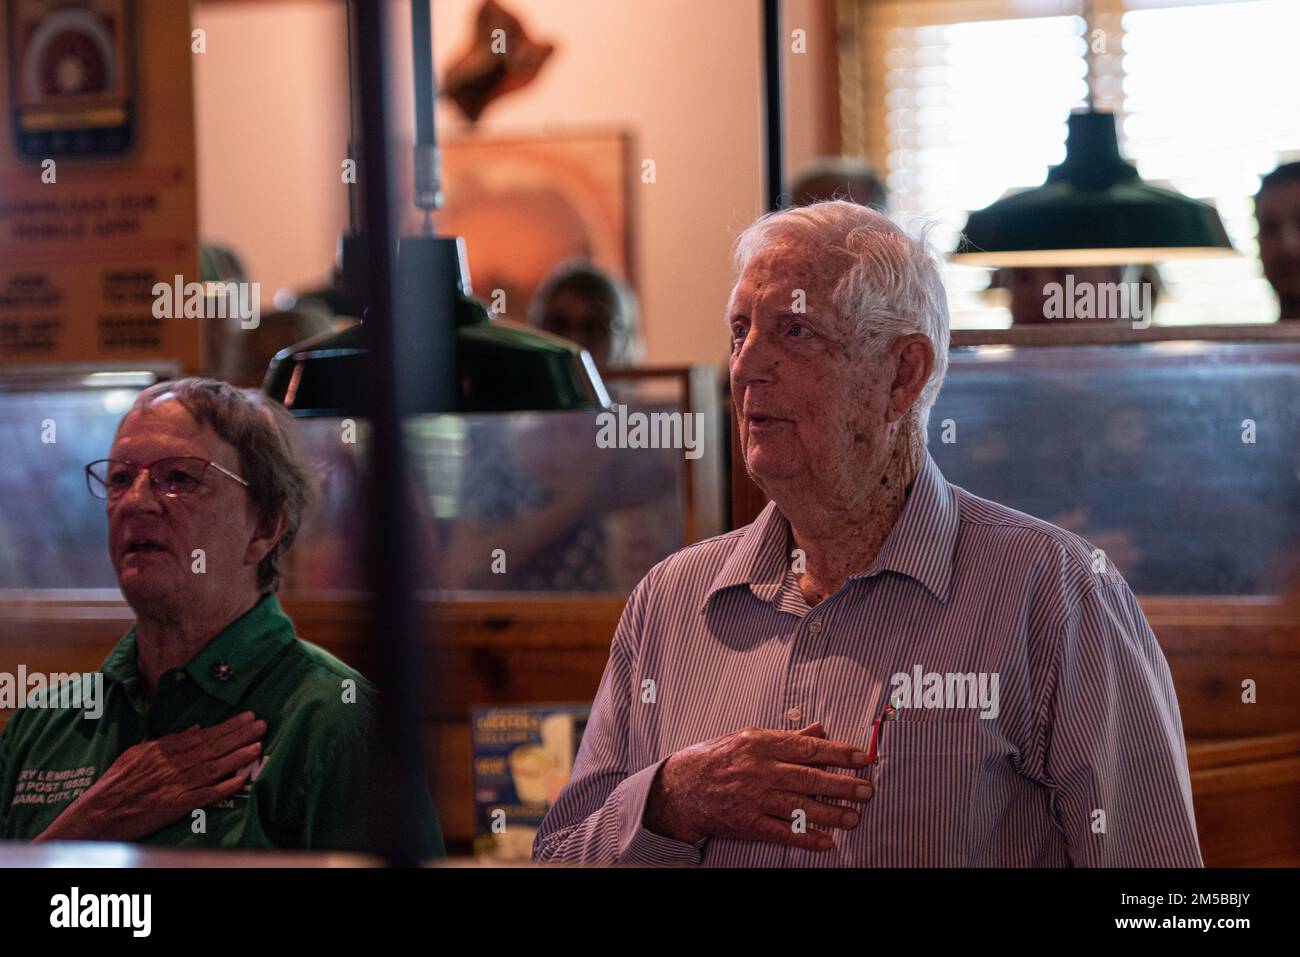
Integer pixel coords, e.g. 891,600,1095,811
527,259,642,371
998,265,1161,326
1255,161,1300,321
790,157,888,210
204,304,337,389
200,243,355,389
449,259,673,594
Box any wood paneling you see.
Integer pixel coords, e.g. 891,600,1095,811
1187,732,1300,867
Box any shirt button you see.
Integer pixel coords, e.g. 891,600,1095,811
786,707,802,723
211,662,234,682
172,672,186,683
807,618,824,634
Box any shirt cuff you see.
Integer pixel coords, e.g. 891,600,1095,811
616,757,707,866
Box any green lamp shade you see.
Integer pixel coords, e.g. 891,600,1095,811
263,236,611,416
953,112,1236,267
263,312,611,417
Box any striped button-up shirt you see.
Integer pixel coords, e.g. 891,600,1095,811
533,450,1203,867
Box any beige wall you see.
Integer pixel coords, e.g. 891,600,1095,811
194,0,836,366
193,0,350,302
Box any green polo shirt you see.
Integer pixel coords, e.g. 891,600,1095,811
0,594,443,857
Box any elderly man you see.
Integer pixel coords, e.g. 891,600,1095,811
0,378,443,855
534,201,1201,867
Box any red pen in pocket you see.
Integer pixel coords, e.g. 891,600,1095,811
866,702,897,780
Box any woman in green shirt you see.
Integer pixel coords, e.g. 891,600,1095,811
0,378,442,858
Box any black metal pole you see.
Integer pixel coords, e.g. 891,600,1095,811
762,0,785,211
411,0,441,219
411,0,434,149
352,0,430,867
345,6,360,234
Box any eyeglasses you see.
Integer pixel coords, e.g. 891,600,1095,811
84,457,249,500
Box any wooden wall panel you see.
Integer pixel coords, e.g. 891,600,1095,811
1188,733,1300,867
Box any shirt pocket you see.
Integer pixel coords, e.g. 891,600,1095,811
868,719,985,866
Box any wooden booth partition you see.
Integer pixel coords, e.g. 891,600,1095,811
1143,595,1300,867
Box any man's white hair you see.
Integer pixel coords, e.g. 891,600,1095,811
731,200,950,443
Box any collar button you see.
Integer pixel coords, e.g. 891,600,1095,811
211,661,234,682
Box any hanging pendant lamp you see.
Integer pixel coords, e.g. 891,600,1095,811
953,110,1235,267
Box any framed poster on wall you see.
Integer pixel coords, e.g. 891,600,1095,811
0,0,199,370
413,129,632,323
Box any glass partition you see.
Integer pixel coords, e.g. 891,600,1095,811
929,339,1300,595
4,340,1295,600
288,409,688,595
0,389,690,597
0,384,140,590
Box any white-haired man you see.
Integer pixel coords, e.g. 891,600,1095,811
534,201,1201,867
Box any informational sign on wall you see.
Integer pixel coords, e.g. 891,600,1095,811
0,0,198,370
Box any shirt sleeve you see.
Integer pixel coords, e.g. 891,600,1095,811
532,580,706,866
1039,579,1203,867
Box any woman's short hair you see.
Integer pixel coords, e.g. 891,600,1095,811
125,378,314,593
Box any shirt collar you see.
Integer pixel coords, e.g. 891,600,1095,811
101,593,296,706
700,498,792,614
702,449,961,612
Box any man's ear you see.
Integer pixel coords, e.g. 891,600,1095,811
245,510,289,567
887,333,935,422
